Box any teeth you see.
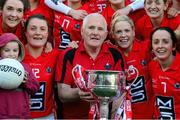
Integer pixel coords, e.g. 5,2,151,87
157,49,166,53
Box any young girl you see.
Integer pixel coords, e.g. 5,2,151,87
149,27,180,119
0,33,39,119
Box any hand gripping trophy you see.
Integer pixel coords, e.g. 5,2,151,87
72,64,138,120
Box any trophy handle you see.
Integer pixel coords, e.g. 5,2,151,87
126,65,139,90
72,64,87,91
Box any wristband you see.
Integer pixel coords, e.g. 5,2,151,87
128,0,145,12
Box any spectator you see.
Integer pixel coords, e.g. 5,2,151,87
0,33,39,119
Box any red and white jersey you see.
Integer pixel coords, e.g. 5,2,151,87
102,0,145,31
87,0,109,13
149,53,180,119
120,40,154,119
135,15,180,41
53,2,93,49
56,42,126,118
23,49,59,118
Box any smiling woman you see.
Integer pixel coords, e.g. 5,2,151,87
149,27,180,119
0,0,29,44
23,14,59,119
135,0,180,41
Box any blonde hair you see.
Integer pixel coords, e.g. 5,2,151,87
110,15,134,34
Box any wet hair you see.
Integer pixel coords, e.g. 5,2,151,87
25,14,49,32
111,15,134,34
82,13,107,31
0,0,30,12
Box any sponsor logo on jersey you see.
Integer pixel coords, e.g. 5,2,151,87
30,82,46,111
104,63,111,70
75,24,80,29
141,59,147,66
46,67,52,73
174,83,180,89
129,76,147,103
156,96,175,119
59,29,71,49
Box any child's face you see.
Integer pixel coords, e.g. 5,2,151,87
1,41,19,60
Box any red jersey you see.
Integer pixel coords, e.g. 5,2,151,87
149,53,180,119
87,0,109,13
0,17,25,44
24,0,54,27
53,2,93,49
102,0,145,30
135,15,180,41
56,42,125,119
120,40,154,119
23,49,59,118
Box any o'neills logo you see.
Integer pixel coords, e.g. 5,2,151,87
0,65,22,76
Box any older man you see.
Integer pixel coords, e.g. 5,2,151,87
55,13,125,119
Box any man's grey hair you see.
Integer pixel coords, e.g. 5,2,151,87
82,13,107,31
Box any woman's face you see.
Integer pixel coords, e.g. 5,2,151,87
112,20,134,51
26,18,48,48
2,0,24,29
1,41,19,60
145,0,168,19
152,30,174,61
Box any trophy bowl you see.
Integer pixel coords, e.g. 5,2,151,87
87,70,125,98
86,70,126,119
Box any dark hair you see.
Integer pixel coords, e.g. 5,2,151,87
24,14,50,44
0,0,29,12
150,27,178,54
144,0,168,4
25,14,49,32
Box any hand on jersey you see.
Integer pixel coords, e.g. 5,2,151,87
68,9,88,20
114,6,132,18
68,41,79,49
45,42,53,53
167,7,180,18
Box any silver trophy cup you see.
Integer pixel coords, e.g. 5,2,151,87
72,65,138,119
86,70,126,119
